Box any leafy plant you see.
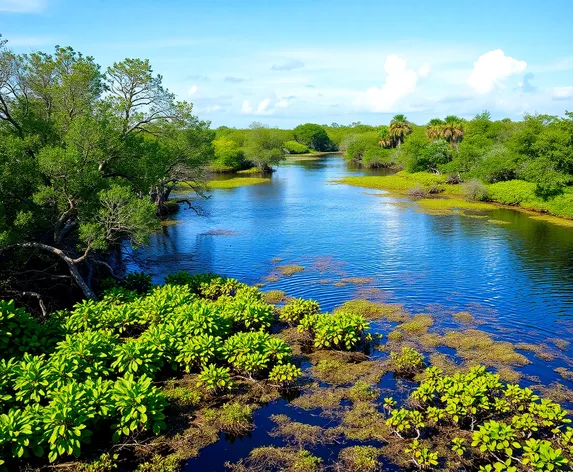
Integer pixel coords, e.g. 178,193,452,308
390,347,425,375
268,363,302,387
198,364,233,394
280,298,320,326
298,312,369,350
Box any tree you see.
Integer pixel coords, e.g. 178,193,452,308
243,123,285,172
441,116,465,150
378,126,393,148
293,123,332,151
0,39,213,308
212,137,246,171
389,114,412,147
426,118,445,141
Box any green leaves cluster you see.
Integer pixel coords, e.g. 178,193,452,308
298,312,370,350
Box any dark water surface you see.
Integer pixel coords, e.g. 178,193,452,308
133,155,573,470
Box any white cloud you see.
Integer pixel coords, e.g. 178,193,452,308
552,86,573,100
354,55,418,112
418,63,431,78
188,85,198,95
0,0,45,12
467,49,527,94
241,97,290,115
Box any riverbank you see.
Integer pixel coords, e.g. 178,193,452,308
337,171,573,224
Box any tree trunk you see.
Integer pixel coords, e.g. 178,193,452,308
1,242,97,300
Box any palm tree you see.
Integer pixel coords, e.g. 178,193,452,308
378,125,393,148
389,114,412,148
441,115,465,150
426,118,444,141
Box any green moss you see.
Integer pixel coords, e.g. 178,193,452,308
387,330,404,342
270,415,339,447
337,401,390,442
334,300,409,322
236,167,263,174
208,177,269,189
292,385,347,411
163,378,204,409
276,265,305,276
496,367,522,383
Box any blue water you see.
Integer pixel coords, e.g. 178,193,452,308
133,155,573,470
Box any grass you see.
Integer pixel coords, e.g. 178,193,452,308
208,177,270,189
270,414,339,448
227,446,322,472
337,171,573,224
337,446,382,472
236,167,263,174
276,264,305,276
204,402,253,435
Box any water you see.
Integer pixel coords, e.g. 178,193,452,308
133,154,573,470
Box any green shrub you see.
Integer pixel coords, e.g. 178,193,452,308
268,363,302,387
198,364,234,394
280,298,320,325
389,347,425,375
298,312,370,350
122,272,152,294
487,180,538,205
283,140,310,154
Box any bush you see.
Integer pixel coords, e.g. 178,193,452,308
487,180,537,205
462,179,489,201
298,312,370,350
280,298,320,325
283,140,310,154
389,347,425,375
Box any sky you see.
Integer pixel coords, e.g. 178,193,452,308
1,0,573,128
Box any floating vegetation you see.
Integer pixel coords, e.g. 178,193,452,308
269,414,340,447
270,257,283,264
276,264,305,276
528,214,573,228
397,313,434,334
453,311,475,323
264,275,280,283
496,366,522,383
337,400,390,442
551,338,571,351
340,277,375,285
488,219,511,225
263,289,288,304
292,384,348,411
311,255,346,273
208,177,270,189
334,299,409,322
200,228,238,236
442,329,530,367
555,367,573,382
227,446,322,472
336,446,383,472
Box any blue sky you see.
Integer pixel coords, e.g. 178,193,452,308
2,0,573,127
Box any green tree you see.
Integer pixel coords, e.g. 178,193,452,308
389,114,412,147
293,123,332,151
243,123,285,172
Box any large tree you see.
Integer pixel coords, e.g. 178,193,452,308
293,123,332,151
0,39,213,308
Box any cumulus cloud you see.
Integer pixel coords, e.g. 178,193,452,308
418,63,431,78
188,85,198,95
241,97,290,115
271,59,304,71
0,0,45,12
467,49,527,94
354,55,418,112
552,86,573,100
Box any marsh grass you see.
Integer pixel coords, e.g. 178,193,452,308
310,358,385,386
270,414,340,447
336,446,382,472
208,177,270,189
204,402,254,435
555,367,573,382
417,198,496,212
336,401,389,442
334,299,409,322
226,446,322,472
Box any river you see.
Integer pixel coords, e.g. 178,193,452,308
133,154,573,470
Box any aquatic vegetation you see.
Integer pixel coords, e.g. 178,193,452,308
263,289,287,304
270,414,339,447
276,264,305,276
280,298,321,325
417,197,496,211
268,363,303,388
334,299,409,322
389,347,426,376
555,368,573,382
204,402,253,435
453,311,475,323
397,314,434,334
208,177,270,189
337,445,382,472
340,277,375,285
310,357,385,386
227,446,322,472
298,312,370,350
